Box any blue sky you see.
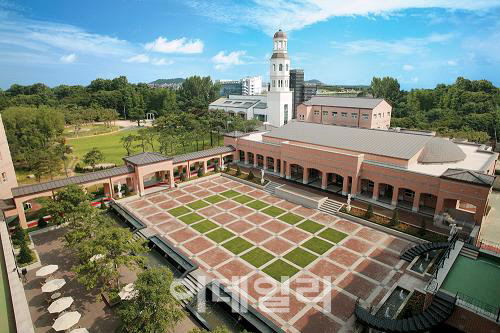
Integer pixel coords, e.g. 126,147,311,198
1,0,499,89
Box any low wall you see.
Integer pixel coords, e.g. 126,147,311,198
221,173,267,190
274,185,327,209
177,173,221,188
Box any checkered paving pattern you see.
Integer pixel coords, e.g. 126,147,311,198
125,175,413,333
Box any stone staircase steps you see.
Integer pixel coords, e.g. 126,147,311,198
460,245,479,260
263,181,281,195
319,199,343,215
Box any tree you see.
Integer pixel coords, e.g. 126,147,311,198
56,138,72,177
121,134,136,156
18,242,34,264
45,185,91,226
370,77,401,105
189,327,231,333
365,204,374,219
117,267,184,333
236,166,241,176
83,147,104,171
32,148,61,181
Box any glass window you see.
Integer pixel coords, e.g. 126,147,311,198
279,64,283,71
284,104,288,124
279,41,282,49
272,80,275,87
273,64,275,71
332,112,337,117
1,172,6,182
374,114,377,118
352,113,358,119
362,113,369,120
322,111,328,116
341,112,347,117
286,64,289,71
388,112,391,116
314,110,319,115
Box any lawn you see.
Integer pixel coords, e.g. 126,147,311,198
278,213,304,225
297,220,324,234
318,228,347,243
205,195,225,204
206,228,235,243
233,195,253,204
262,206,286,217
192,220,218,234
221,190,240,198
222,237,253,254
241,248,274,268
246,200,269,210
168,206,191,217
263,260,299,281
302,237,334,255
179,213,204,224
187,200,209,210
284,248,318,268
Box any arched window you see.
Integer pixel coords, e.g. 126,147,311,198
272,80,275,87
284,41,287,49
279,64,283,71
274,41,277,49
273,64,275,71
279,41,282,49
286,64,288,71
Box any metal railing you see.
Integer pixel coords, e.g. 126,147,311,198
426,233,459,292
478,239,500,254
455,292,500,322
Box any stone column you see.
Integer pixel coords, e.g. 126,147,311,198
103,182,112,198
342,177,349,196
244,152,249,165
412,192,420,212
391,186,399,206
351,176,359,195
253,155,258,168
321,172,328,190
285,162,291,179
302,167,309,185
15,199,28,229
203,160,208,173
263,156,267,170
280,160,285,178
435,196,444,216
372,182,379,201
168,170,175,188
274,158,278,173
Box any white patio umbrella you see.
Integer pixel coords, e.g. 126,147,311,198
48,296,74,314
52,311,81,331
70,329,89,333
36,265,58,277
118,283,137,300
42,278,66,293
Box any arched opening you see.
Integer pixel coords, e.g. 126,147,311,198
143,170,171,190
266,156,275,171
306,168,322,188
279,64,283,71
397,188,415,209
256,154,264,168
442,199,477,226
360,179,375,198
419,193,437,215
290,164,303,181
247,152,254,165
239,150,245,162
223,154,233,165
377,183,393,204
21,195,53,228
325,173,344,193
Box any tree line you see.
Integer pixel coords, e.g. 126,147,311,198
370,76,499,143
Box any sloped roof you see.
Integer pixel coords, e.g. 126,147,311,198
304,96,385,109
418,138,466,163
274,29,286,38
441,169,495,187
123,152,172,166
11,165,134,197
172,145,235,164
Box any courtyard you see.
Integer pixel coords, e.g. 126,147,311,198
124,175,413,333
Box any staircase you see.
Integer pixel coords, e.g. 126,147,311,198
319,199,344,215
263,181,281,195
460,243,479,260
177,273,205,307
355,291,455,333
400,242,450,262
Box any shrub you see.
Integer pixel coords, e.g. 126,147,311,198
390,210,399,227
236,166,241,176
123,184,131,196
100,198,107,210
180,172,186,182
197,167,204,178
18,242,34,264
247,171,255,181
365,204,374,219
225,165,230,173
38,217,47,228
12,229,26,246
214,163,219,172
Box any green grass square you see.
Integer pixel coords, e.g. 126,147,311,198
168,206,191,217
205,195,225,204
278,212,304,225
187,200,209,210
263,260,299,281
191,220,218,234
246,200,269,210
221,190,240,198
179,212,204,224
262,206,286,217
318,228,348,244
297,220,324,234
206,228,235,243
233,195,253,204
222,237,253,255
302,237,334,255
284,248,318,268
241,248,274,268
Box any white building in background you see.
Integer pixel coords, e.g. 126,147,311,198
241,76,262,95
209,29,292,127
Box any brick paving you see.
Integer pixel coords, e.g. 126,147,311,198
124,175,414,333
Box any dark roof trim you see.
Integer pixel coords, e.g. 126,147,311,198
123,152,172,166
224,131,247,138
109,202,146,231
172,146,235,164
271,53,289,59
149,235,197,276
440,169,495,187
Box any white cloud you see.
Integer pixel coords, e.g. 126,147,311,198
145,36,203,54
187,0,500,34
447,60,458,66
60,53,76,63
331,33,454,55
403,64,414,71
124,54,150,63
151,58,173,66
211,50,246,70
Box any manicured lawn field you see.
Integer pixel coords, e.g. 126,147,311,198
302,237,334,255
263,260,299,281
233,195,253,204
221,190,240,198
318,228,347,243
187,200,209,210
206,228,235,243
246,200,268,210
278,212,304,225
205,195,225,204
297,220,324,233
262,206,286,217
241,248,274,268
179,213,204,224
284,248,317,268
168,206,191,217
222,237,253,254
191,220,218,233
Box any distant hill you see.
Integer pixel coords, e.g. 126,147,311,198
305,79,323,85
149,78,185,85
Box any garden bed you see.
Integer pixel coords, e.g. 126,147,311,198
397,290,426,319
224,168,269,187
341,206,447,243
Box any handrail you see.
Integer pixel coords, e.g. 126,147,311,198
455,291,500,322
426,233,459,292
478,239,500,254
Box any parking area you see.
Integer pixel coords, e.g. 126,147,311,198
124,175,412,333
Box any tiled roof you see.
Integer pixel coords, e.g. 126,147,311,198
123,152,172,166
441,169,495,187
304,96,385,109
11,165,134,197
172,146,235,164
